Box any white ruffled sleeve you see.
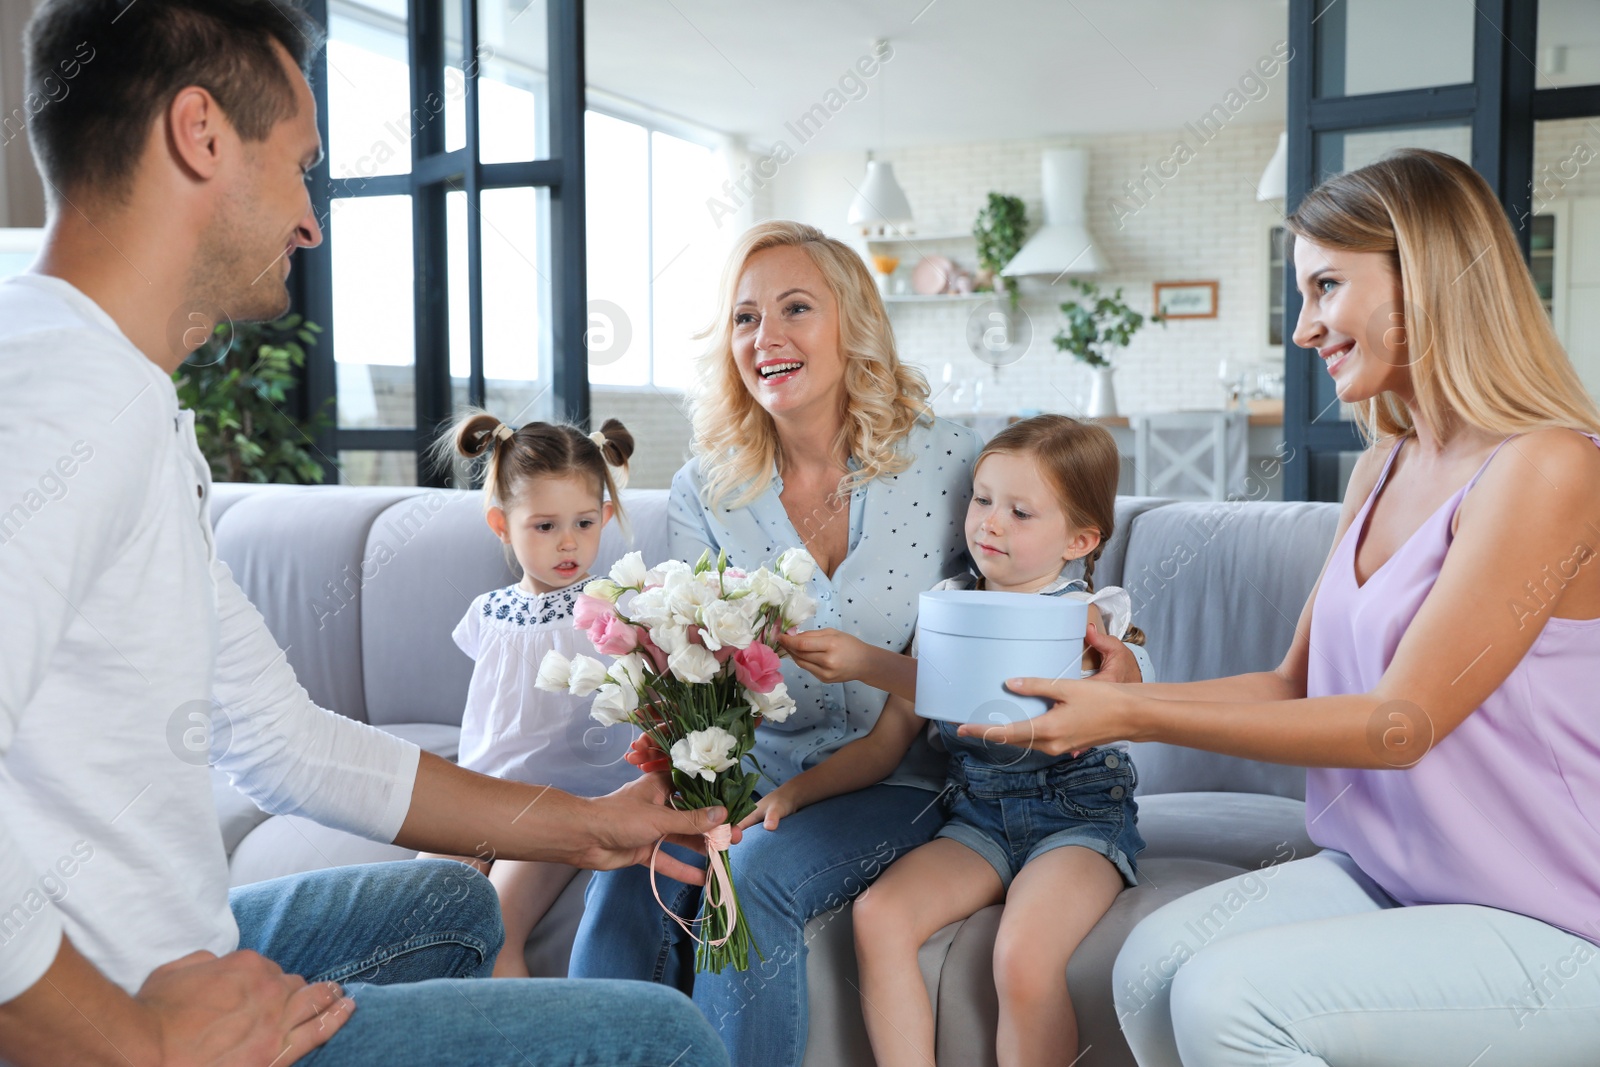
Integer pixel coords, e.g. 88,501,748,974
1060,585,1132,641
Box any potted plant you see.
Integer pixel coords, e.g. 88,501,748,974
1051,280,1164,418
973,192,1027,306
173,313,331,484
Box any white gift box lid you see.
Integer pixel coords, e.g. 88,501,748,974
918,588,1086,641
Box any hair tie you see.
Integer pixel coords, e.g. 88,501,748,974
589,430,630,492
493,424,515,442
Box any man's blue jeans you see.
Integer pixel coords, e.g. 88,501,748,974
568,784,945,1067
230,859,728,1066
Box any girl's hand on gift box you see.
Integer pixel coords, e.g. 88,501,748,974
954,676,1137,757
736,786,802,832
779,627,874,684
1084,618,1143,684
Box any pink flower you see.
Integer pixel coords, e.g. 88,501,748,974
591,614,643,656
733,642,783,694
574,593,616,633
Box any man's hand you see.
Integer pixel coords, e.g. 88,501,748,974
135,950,353,1067
0,935,353,1067
580,775,740,884
779,628,873,684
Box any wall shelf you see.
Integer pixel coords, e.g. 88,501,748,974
882,292,991,303
863,230,975,244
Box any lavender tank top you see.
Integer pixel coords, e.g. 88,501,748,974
1305,432,1600,944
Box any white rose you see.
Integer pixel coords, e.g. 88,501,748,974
782,585,818,629
776,547,816,585
590,682,639,726
610,651,648,692
651,622,689,655
567,654,608,697
746,682,796,723
667,643,721,685
744,569,792,608
699,598,758,652
582,577,624,603
609,551,649,589
670,726,740,782
534,650,572,692
664,574,716,624
645,559,692,587
627,588,672,627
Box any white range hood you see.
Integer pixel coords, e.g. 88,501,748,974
1001,148,1105,278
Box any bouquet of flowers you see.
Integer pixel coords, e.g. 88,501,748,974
534,545,818,973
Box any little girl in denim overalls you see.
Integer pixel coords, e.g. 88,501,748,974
749,414,1147,1066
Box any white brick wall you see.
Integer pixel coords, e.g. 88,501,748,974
765,124,1289,419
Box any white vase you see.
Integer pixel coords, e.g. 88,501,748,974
1085,365,1118,418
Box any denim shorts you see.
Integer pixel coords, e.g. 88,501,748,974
935,747,1145,891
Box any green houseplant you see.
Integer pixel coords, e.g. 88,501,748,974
973,192,1028,306
1051,280,1164,417
173,313,330,484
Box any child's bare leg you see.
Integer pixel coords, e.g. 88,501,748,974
488,859,578,978
991,846,1124,1067
852,838,1005,1067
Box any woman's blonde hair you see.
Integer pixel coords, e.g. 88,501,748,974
977,414,1145,645
1286,148,1600,443
689,220,933,509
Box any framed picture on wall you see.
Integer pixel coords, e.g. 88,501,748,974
1154,280,1219,319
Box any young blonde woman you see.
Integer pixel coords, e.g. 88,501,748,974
978,148,1600,1065
568,220,1148,1065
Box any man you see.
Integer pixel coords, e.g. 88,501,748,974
0,2,729,1064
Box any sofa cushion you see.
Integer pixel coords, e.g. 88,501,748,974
1098,496,1175,589
1133,792,1317,869
211,485,420,723
1120,500,1339,799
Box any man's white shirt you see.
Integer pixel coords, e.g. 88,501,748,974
0,274,420,1001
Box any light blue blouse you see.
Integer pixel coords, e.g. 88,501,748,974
668,415,982,791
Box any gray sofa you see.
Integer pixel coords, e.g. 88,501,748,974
208,481,1339,1067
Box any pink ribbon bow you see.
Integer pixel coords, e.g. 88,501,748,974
650,823,738,947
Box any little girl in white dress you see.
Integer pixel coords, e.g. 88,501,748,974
428,410,639,977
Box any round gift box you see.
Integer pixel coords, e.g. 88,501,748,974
915,589,1087,724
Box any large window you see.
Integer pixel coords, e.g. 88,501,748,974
293,0,584,487
585,110,729,391
294,1,732,486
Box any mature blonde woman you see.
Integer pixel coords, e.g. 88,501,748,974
568,221,1144,1064
979,149,1600,1065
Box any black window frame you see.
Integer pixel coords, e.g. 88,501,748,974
1283,0,1600,500
291,0,589,487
